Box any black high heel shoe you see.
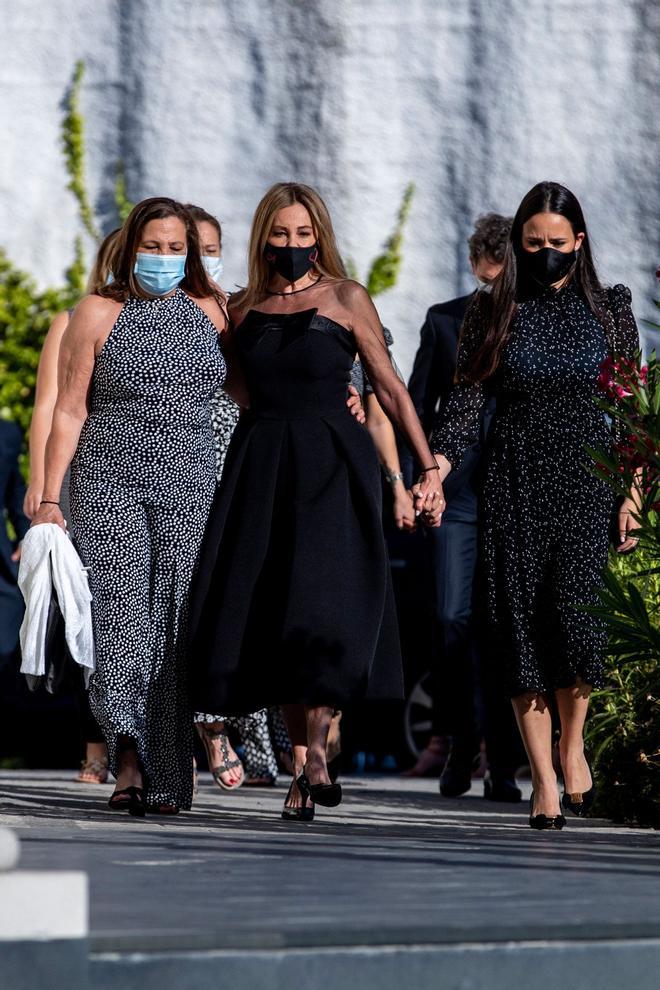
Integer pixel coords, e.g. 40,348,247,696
562,783,595,817
297,769,342,808
528,793,566,831
281,780,315,822
108,785,145,818
561,757,595,817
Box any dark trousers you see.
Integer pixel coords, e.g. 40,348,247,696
426,493,522,775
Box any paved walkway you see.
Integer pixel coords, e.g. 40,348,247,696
1,770,658,954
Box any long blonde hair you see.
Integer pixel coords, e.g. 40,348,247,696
238,182,347,311
87,228,122,293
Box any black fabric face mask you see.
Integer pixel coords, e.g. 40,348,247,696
263,243,319,283
518,246,577,288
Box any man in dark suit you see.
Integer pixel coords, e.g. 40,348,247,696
0,420,29,663
404,213,523,801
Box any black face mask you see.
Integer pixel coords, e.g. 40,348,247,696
518,246,577,288
264,243,319,283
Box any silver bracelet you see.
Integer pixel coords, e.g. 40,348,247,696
384,470,404,486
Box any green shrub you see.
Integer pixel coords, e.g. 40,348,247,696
0,251,82,472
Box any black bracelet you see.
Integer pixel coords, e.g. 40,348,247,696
420,465,440,474
40,500,60,507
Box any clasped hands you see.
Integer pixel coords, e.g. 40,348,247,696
411,468,444,528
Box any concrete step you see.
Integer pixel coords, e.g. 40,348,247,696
89,938,660,990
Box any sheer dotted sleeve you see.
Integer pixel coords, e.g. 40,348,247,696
606,284,641,447
429,294,489,470
607,285,640,363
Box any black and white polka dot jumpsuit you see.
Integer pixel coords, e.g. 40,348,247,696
70,289,225,809
431,283,639,697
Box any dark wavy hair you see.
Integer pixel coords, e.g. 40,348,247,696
98,197,214,301
468,213,512,263
184,203,223,251
462,181,606,383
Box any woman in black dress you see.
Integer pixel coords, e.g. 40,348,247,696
189,182,443,820
429,182,640,829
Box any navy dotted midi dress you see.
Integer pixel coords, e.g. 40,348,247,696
431,283,639,697
70,289,225,809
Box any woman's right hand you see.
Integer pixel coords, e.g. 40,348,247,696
411,468,445,527
24,483,43,520
30,502,66,531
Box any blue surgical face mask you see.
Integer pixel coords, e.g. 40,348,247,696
134,253,187,296
202,255,224,282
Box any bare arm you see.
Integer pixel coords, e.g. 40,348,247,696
220,299,252,408
365,393,415,530
221,324,251,408
24,310,70,518
31,296,116,528
343,282,443,521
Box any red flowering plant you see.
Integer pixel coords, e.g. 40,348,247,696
583,336,659,829
590,351,659,519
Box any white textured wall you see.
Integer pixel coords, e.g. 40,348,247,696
1,0,659,373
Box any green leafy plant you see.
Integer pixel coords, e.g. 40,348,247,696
114,161,134,224
61,60,100,243
584,335,660,829
366,182,415,297
1,59,134,472
347,183,415,297
0,250,80,473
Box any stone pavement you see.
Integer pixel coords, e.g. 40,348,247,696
0,770,659,988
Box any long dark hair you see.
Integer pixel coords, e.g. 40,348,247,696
99,197,215,301
463,181,606,383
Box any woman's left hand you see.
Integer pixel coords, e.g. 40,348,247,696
617,496,641,553
392,488,417,531
412,469,445,528
346,385,366,424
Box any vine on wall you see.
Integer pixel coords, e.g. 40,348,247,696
61,60,100,244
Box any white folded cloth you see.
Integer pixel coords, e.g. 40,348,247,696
18,523,95,685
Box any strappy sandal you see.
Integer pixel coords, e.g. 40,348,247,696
108,785,146,817
282,779,314,822
196,723,245,791
76,756,109,785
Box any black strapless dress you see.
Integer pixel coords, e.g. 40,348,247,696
189,307,403,715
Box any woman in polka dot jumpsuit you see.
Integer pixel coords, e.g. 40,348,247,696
429,182,640,829
31,198,227,814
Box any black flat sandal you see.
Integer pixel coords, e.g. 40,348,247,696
297,770,342,809
108,786,145,818
281,780,315,822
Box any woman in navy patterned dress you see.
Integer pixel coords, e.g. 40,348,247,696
30,198,228,815
429,182,640,829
